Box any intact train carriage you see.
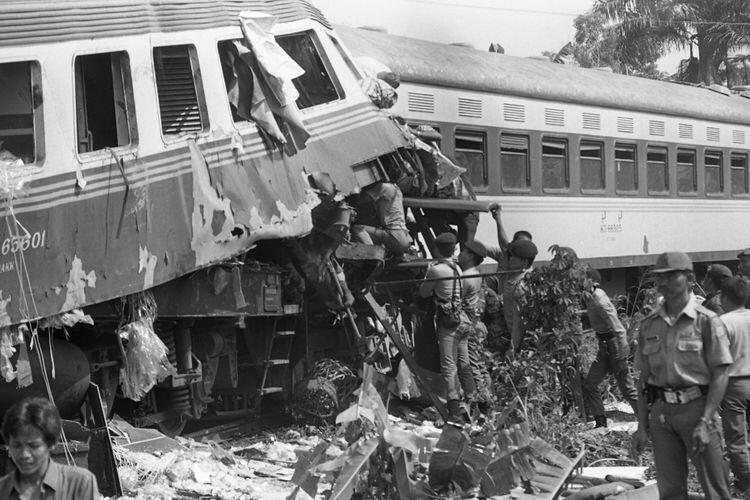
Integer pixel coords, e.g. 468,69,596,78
0,0,405,437
339,25,750,293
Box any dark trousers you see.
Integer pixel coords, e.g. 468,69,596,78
650,397,730,499
581,337,639,417
721,377,750,491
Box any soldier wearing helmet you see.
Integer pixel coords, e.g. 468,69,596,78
631,252,732,499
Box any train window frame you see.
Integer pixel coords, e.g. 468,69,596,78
731,152,750,197
704,150,723,197
276,30,345,110
500,132,530,192
152,44,210,140
453,128,488,190
579,140,605,194
74,50,138,156
0,60,44,166
541,136,569,192
646,145,669,196
614,143,638,194
676,148,697,196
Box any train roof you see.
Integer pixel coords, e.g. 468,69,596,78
337,25,750,127
0,0,329,48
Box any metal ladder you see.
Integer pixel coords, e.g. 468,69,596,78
257,314,297,403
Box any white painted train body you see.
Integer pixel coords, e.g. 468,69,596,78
339,25,750,286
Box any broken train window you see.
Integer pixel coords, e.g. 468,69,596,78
75,51,137,153
0,61,43,164
153,45,209,136
276,31,343,109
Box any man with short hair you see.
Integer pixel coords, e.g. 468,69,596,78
631,251,732,499
457,240,493,409
719,276,750,496
503,239,538,351
702,264,733,315
581,267,638,428
419,232,475,419
350,182,412,255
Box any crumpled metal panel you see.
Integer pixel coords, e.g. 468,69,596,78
337,25,750,126
0,0,330,47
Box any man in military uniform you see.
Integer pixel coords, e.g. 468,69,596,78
419,232,475,419
581,267,639,428
738,248,750,279
701,264,733,315
631,252,732,499
502,239,538,351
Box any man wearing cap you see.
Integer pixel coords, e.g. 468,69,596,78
718,276,750,496
581,267,639,428
419,232,475,419
503,239,538,351
458,239,493,410
631,252,732,499
702,264,733,315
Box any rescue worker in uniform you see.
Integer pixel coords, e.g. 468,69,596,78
738,248,750,279
581,267,639,428
502,239,538,351
419,232,475,419
631,252,732,499
719,276,750,496
457,239,493,411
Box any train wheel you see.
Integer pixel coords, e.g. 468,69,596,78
154,386,191,437
158,415,186,437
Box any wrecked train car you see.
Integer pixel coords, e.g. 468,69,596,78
0,0,406,433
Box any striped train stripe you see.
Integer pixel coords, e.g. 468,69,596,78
3,105,390,215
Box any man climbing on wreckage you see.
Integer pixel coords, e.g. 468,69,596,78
419,232,475,421
350,181,413,256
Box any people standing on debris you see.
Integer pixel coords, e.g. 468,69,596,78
419,232,475,420
457,239,493,411
581,267,639,428
350,181,413,255
0,397,99,500
501,239,538,351
717,276,750,496
701,264,733,315
631,252,732,499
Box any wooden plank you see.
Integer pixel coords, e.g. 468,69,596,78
403,197,491,212
363,292,449,421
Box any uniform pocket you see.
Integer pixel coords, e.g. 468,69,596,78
642,337,661,355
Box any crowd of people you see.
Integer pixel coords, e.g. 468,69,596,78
411,202,750,499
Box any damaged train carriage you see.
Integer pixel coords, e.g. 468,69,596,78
0,0,406,434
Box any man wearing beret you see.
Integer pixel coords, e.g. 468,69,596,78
419,232,475,419
701,264,733,315
631,251,732,499
458,239,493,410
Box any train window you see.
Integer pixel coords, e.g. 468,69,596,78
615,144,637,192
580,141,604,191
542,137,568,190
647,147,668,194
705,151,723,195
276,31,343,109
676,149,697,194
0,61,43,164
500,134,530,190
153,45,209,136
731,153,749,196
75,52,136,154
454,130,487,188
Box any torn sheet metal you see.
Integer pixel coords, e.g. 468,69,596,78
138,246,158,289
60,256,97,312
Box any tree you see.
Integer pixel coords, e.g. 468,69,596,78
588,0,750,85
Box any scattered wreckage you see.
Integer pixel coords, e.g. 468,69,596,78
0,0,500,496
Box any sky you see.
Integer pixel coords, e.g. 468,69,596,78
311,0,686,71
311,0,597,58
